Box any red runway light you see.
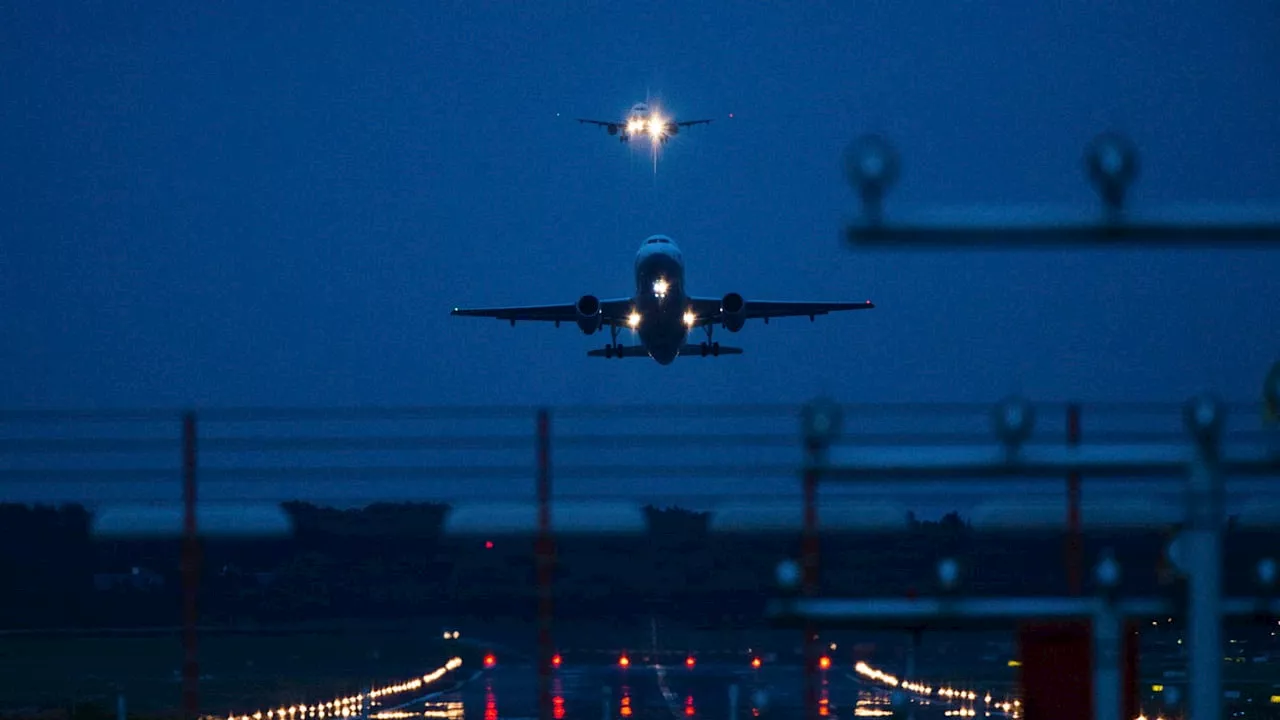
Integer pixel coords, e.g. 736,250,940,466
618,654,630,668
551,654,562,668
751,657,762,669
818,655,831,670
685,656,696,668
484,540,494,549
484,654,496,668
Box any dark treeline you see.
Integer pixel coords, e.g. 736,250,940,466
0,502,1268,631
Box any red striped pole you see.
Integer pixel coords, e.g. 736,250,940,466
536,409,555,720
181,412,200,720
1066,403,1082,595
802,440,820,720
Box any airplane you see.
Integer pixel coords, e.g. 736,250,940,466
450,235,875,365
576,102,713,145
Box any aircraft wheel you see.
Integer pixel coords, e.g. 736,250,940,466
700,342,708,357
605,344,614,358
712,342,721,357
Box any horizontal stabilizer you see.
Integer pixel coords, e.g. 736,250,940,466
678,344,743,357
586,344,651,358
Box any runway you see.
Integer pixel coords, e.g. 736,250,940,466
443,662,898,720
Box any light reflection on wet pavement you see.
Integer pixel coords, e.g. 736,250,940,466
395,665,913,720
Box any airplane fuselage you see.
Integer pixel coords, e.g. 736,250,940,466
632,236,688,365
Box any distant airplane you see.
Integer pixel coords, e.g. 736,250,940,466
451,235,875,365
576,102,713,145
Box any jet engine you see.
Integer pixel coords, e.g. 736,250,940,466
721,292,747,332
665,122,679,136
607,124,618,136
576,295,603,335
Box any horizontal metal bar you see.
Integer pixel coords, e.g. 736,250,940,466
844,203,1280,249
818,444,1280,480
767,596,1280,630
91,503,295,538
709,500,912,532
0,463,799,483
8,432,1271,455
3,401,1265,424
444,501,647,534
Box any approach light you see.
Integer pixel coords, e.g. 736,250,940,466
483,654,496,668
552,654,562,668
818,656,831,670
685,655,696,668
751,657,762,669
619,654,630,668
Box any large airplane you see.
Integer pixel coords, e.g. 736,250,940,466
451,235,875,364
577,102,713,145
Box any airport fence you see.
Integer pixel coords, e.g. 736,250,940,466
2,397,1279,720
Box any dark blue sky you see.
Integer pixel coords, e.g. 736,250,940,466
3,3,1279,515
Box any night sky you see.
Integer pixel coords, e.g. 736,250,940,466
3,2,1278,514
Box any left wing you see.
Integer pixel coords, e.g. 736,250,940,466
451,298,634,326
686,297,875,325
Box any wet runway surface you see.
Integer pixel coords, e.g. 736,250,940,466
435,663,901,720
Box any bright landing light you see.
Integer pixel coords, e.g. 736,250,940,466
683,310,696,327
627,119,645,135
648,114,667,137
628,312,641,328
653,278,669,296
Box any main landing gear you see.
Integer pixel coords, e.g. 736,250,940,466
602,325,625,359
698,324,721,357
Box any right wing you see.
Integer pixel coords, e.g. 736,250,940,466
451,298,634,326
676,119,713,128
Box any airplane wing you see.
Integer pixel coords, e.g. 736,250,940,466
686,297,874,325
576,119,618,128
451,298,634,326
676,119,713,128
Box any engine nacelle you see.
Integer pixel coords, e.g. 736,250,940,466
576,295,603,335
666,122,679,136
607,124,618,136
721,292,746,332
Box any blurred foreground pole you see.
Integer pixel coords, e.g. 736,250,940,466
800,400,839,720
1066,403,1082,595
536,408,556,720
1186,397,1225,720
181,412,200,720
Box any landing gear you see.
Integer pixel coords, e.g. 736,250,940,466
698,324,720,356
603,325,624,359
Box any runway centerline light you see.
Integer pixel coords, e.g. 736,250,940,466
483,654,496,668
685,656,696,668
551,654,561,668
818,656,831,670
619,654,630,668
